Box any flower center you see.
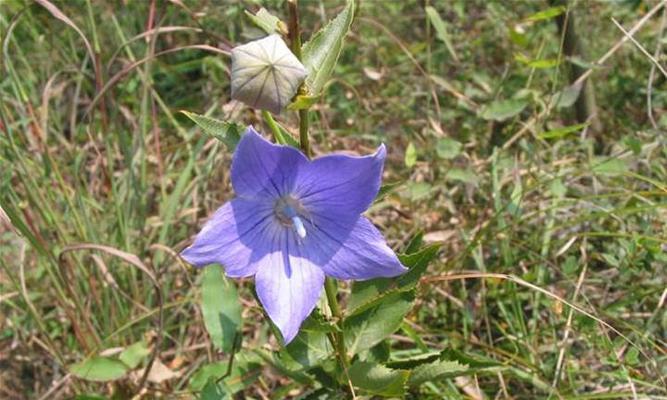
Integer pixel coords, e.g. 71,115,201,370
274,196,307,239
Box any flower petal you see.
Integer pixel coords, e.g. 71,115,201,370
307,216,407,280
254,231,325,343
296,145,386,223
231,127,308,199
180,198,276,277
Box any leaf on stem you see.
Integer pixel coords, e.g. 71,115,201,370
349,361,409,397
301,0,355,96
201,265,242,353
70,356,129,382
181,111,242,150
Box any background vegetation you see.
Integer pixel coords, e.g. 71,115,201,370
0,0,665,398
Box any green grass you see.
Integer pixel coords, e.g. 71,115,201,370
1,0,666,398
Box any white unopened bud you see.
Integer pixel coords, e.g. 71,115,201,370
231,35,307,114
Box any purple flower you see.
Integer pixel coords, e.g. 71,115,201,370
181,128,407,343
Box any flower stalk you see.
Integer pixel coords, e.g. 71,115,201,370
287,0,311,158
325,277,350,369
288,0,349,378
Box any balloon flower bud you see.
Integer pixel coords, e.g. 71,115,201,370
230,35,307,114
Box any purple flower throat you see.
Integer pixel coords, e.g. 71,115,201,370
274,196,308,240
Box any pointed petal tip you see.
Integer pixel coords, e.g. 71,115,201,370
280,326,299,345
390,262,410,277
374,144,387,164
179,246,205,268
234,126,270,157
243,125,261,137
254,254,325,347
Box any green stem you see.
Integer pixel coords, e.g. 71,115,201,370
287,0,311,157
286,4,348,384
325,277,342,318
287,0,302,59
298,109,310,157
262,110,282,142
325,277,349,369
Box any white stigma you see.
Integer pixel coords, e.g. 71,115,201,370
292,216,307,239
279,203,307,240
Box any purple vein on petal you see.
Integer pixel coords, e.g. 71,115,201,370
232,64,266,74
271,33,279,59
253,69,271,108
235,47,267,63
272,68,282,110
274,67,299,96
233,66,270,94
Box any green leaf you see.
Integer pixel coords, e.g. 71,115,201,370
568,56,599,70
424,6,459,62
118,340,150,369
403,231,424,254
549,178,567,198
408,359,468,386
404,142,417,167
189,352,262,392
479,98,528,121
359,341,391,363
348,279,392,313
525,6,566,22
245,8,286,35
509,27,528,47
446,168,478,184
201,379,231,400
439,348,504,370
526,58,560,69
348,244,439,312
253,349,313,385
406,181,432,201
435,137,462,159
201,265,242,353
554,82,582,109
623,136,642,155
625,347,640,366
261,110,300,148
190,363,228,391
538,123,587,140
302,0,355,95
275,124,300,148
349,361,409,397
386,352,441,369
344,290,415,354
396,243,441,288
181,111,242,150
283,313,334,368
591,157,628,176
376,181,403,202
70,357,128,382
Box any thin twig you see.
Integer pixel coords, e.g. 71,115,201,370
37,373,72,400
504,1,665,150
551,239,587,388
573,1,666,88
611,17,667,78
